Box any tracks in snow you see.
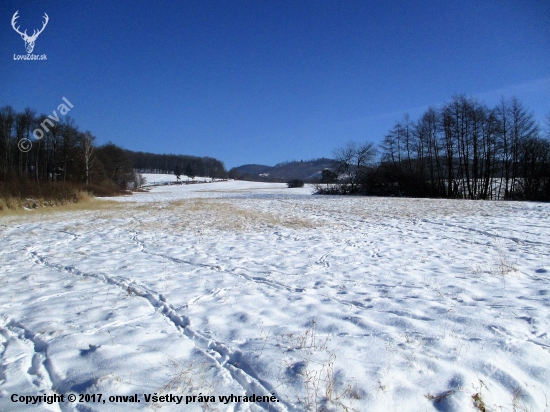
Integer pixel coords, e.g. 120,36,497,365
128,231,437,331
420,219,550,251
24,217,542,410
129,230,307,294
129,231,395,316
29,251,289,412
0,316,75,411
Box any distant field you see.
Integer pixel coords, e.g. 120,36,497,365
140,173,213,186
1,181,549,411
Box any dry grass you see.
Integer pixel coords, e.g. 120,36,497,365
1,196,316,232
0,179,128,212
425,389,456,403
151,356,220,411
470,239,519,285
3,190,93,210
512,387,533,412
276,320,359,411
0,179,131,220
472,392,486,411
185,199,316,230
0,198,122,221
133,198,318,232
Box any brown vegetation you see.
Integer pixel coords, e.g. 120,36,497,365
0,179,127,213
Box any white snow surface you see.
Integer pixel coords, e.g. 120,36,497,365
1,180,549,411
140,173,213,186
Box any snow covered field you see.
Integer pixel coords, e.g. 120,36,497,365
1,180,549,411
140,174,213,186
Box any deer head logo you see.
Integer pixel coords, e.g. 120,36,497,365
11,11,49,54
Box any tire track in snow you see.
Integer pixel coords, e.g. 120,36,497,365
29,251,290,412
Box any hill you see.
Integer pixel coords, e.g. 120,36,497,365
229,158,336,182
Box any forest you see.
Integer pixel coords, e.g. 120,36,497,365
319,95,550,201
0,105,227,209
132,151,227,179
0,106,227,187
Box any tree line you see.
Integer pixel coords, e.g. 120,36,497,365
0,105,227,191
319,95,550,201
132,151,227,179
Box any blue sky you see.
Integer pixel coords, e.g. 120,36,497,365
2,1,549,168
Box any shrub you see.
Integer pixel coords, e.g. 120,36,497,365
0,179,128,212
287,179,304,188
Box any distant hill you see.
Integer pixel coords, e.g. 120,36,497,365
229,158,336,182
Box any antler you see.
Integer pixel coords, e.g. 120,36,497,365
11,11,49,40
28,13,49,40
11,11,27,37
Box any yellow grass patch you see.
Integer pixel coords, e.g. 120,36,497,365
0,196,122,221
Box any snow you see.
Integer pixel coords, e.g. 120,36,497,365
1,180,549,411
140,173,213,186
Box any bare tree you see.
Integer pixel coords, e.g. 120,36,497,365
332,141,377,193
82,131,95,185
507,97,538,198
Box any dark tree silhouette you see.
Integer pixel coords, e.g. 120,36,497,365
321,169,338,185
287,179,304,188
317,95,549,201
184,163,195,180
